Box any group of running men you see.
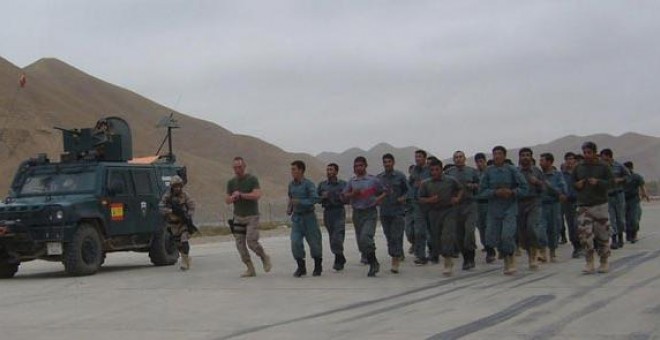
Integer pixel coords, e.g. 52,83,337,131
161,142,650,277
280,141,649,278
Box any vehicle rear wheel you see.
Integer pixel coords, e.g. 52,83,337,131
149,226,179,266
64,224,104,276
0,261,19,279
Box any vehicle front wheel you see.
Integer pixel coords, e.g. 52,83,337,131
63,224,104,276
0,261,19,279
149,226,179,266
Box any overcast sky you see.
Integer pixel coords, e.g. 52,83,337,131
2,1,659,157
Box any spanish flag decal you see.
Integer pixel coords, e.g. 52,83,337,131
110,203,124,221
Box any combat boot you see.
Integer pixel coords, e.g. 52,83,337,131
598,256,609,273
610,235,619,250
504,256,517,275
462,250,476,271
313,257,323,277
261,254,272,273
582,251,595,274
528,247,539,271
443,256,454,276
293,258,307,277
390,257,400,274
537,247,548,263
486,248,496,264
549,248,557,263
180,254,191,271
367,253,380,277
241,260,256,277
333,254,346,271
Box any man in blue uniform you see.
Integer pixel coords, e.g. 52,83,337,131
600,149,631,249
318,163,348,271
539,153,568,263
561,152,581,258
478,146,529,275
288,160,322,277
378,154,409,273
623,161,650,243
408,150,431,265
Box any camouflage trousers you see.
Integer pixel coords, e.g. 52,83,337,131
167,221,189,243
233,215,267,263
167,221,190,254
577,203,611,258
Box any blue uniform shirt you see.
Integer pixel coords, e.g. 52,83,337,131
478,163,529,202
317,178,347,209
541,168,568,203
377,169,410,216
288,178,319,214
408,165,430,202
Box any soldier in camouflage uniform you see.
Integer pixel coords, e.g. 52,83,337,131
159,175,195,271
573,142,613,274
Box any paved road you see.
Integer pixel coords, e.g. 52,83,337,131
2,204,660,340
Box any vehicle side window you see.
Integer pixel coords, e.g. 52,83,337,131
133,170,154,196
107,170,132,196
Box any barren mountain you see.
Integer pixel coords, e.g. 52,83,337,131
0,57,324,224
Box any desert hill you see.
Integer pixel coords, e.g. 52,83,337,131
0,57,324,224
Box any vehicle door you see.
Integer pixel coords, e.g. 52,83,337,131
104,168,138,236
131,168,161,234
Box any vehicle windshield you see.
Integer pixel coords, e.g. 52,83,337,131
18,169,97,196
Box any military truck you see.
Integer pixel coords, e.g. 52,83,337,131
0,116,187,277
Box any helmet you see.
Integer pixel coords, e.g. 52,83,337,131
170,175,184,187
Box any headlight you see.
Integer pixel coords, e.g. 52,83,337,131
55,210,64,220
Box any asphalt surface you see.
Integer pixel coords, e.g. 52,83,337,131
2,204,659,340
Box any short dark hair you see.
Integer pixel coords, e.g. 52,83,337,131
519,147,533,156
492,145,507,155
540,152,554,163
291,160,306,172
382,153,395,161
575,154,585,161
427,156,439,163
487,159,494,166
415,149,427,158
581,141,597,152
327,163,339,172
624,161,633,170
474,152,486,161
600,148,613,158
354,156,367,165
504,159,514,165
428,158,443,168
564,152,576,160
443,164,455,171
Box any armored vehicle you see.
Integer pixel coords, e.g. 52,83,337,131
0,116,187,277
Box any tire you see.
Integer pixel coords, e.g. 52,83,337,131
63,224,104,276
0,261,19,279
149,227,179,266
